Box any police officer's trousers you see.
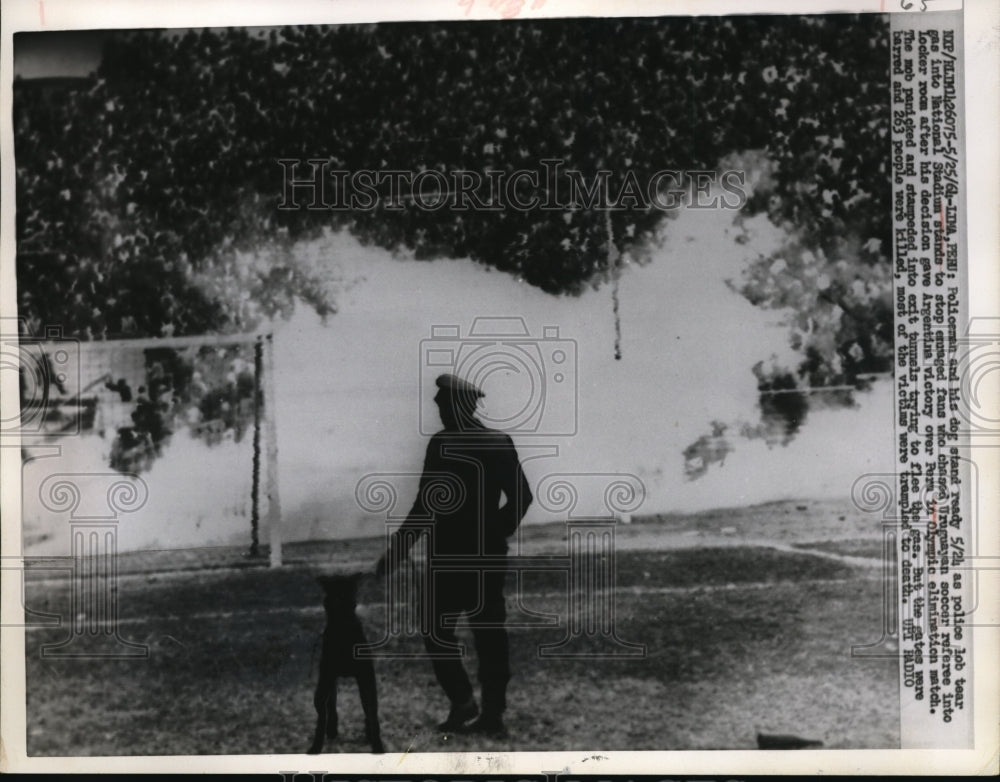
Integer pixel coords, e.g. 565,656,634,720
422,568,510,719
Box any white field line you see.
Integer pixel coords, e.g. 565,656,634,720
18,539,883,590
21,574,882,631
765,541,885,569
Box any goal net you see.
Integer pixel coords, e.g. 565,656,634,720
19,332,282,567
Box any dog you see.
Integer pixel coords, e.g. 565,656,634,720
307,574,384,754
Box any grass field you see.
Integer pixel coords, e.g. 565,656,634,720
21,499,899,755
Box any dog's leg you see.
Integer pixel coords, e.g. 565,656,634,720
308,671,334,754
326,677,339,739
356,666,384,754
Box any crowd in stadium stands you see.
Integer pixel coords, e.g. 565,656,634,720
14,15,894,473
15,16,890,340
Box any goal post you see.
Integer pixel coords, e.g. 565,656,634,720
261,333,282,567
21,330,283,567
248,333,282,567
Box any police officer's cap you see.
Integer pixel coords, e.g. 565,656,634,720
435,373,484,398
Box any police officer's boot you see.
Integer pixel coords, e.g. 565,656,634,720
459,683,507,736
437,697,478,732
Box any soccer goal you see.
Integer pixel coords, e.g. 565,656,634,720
22,331,283,567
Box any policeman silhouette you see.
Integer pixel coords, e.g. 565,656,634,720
376,373,533,735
